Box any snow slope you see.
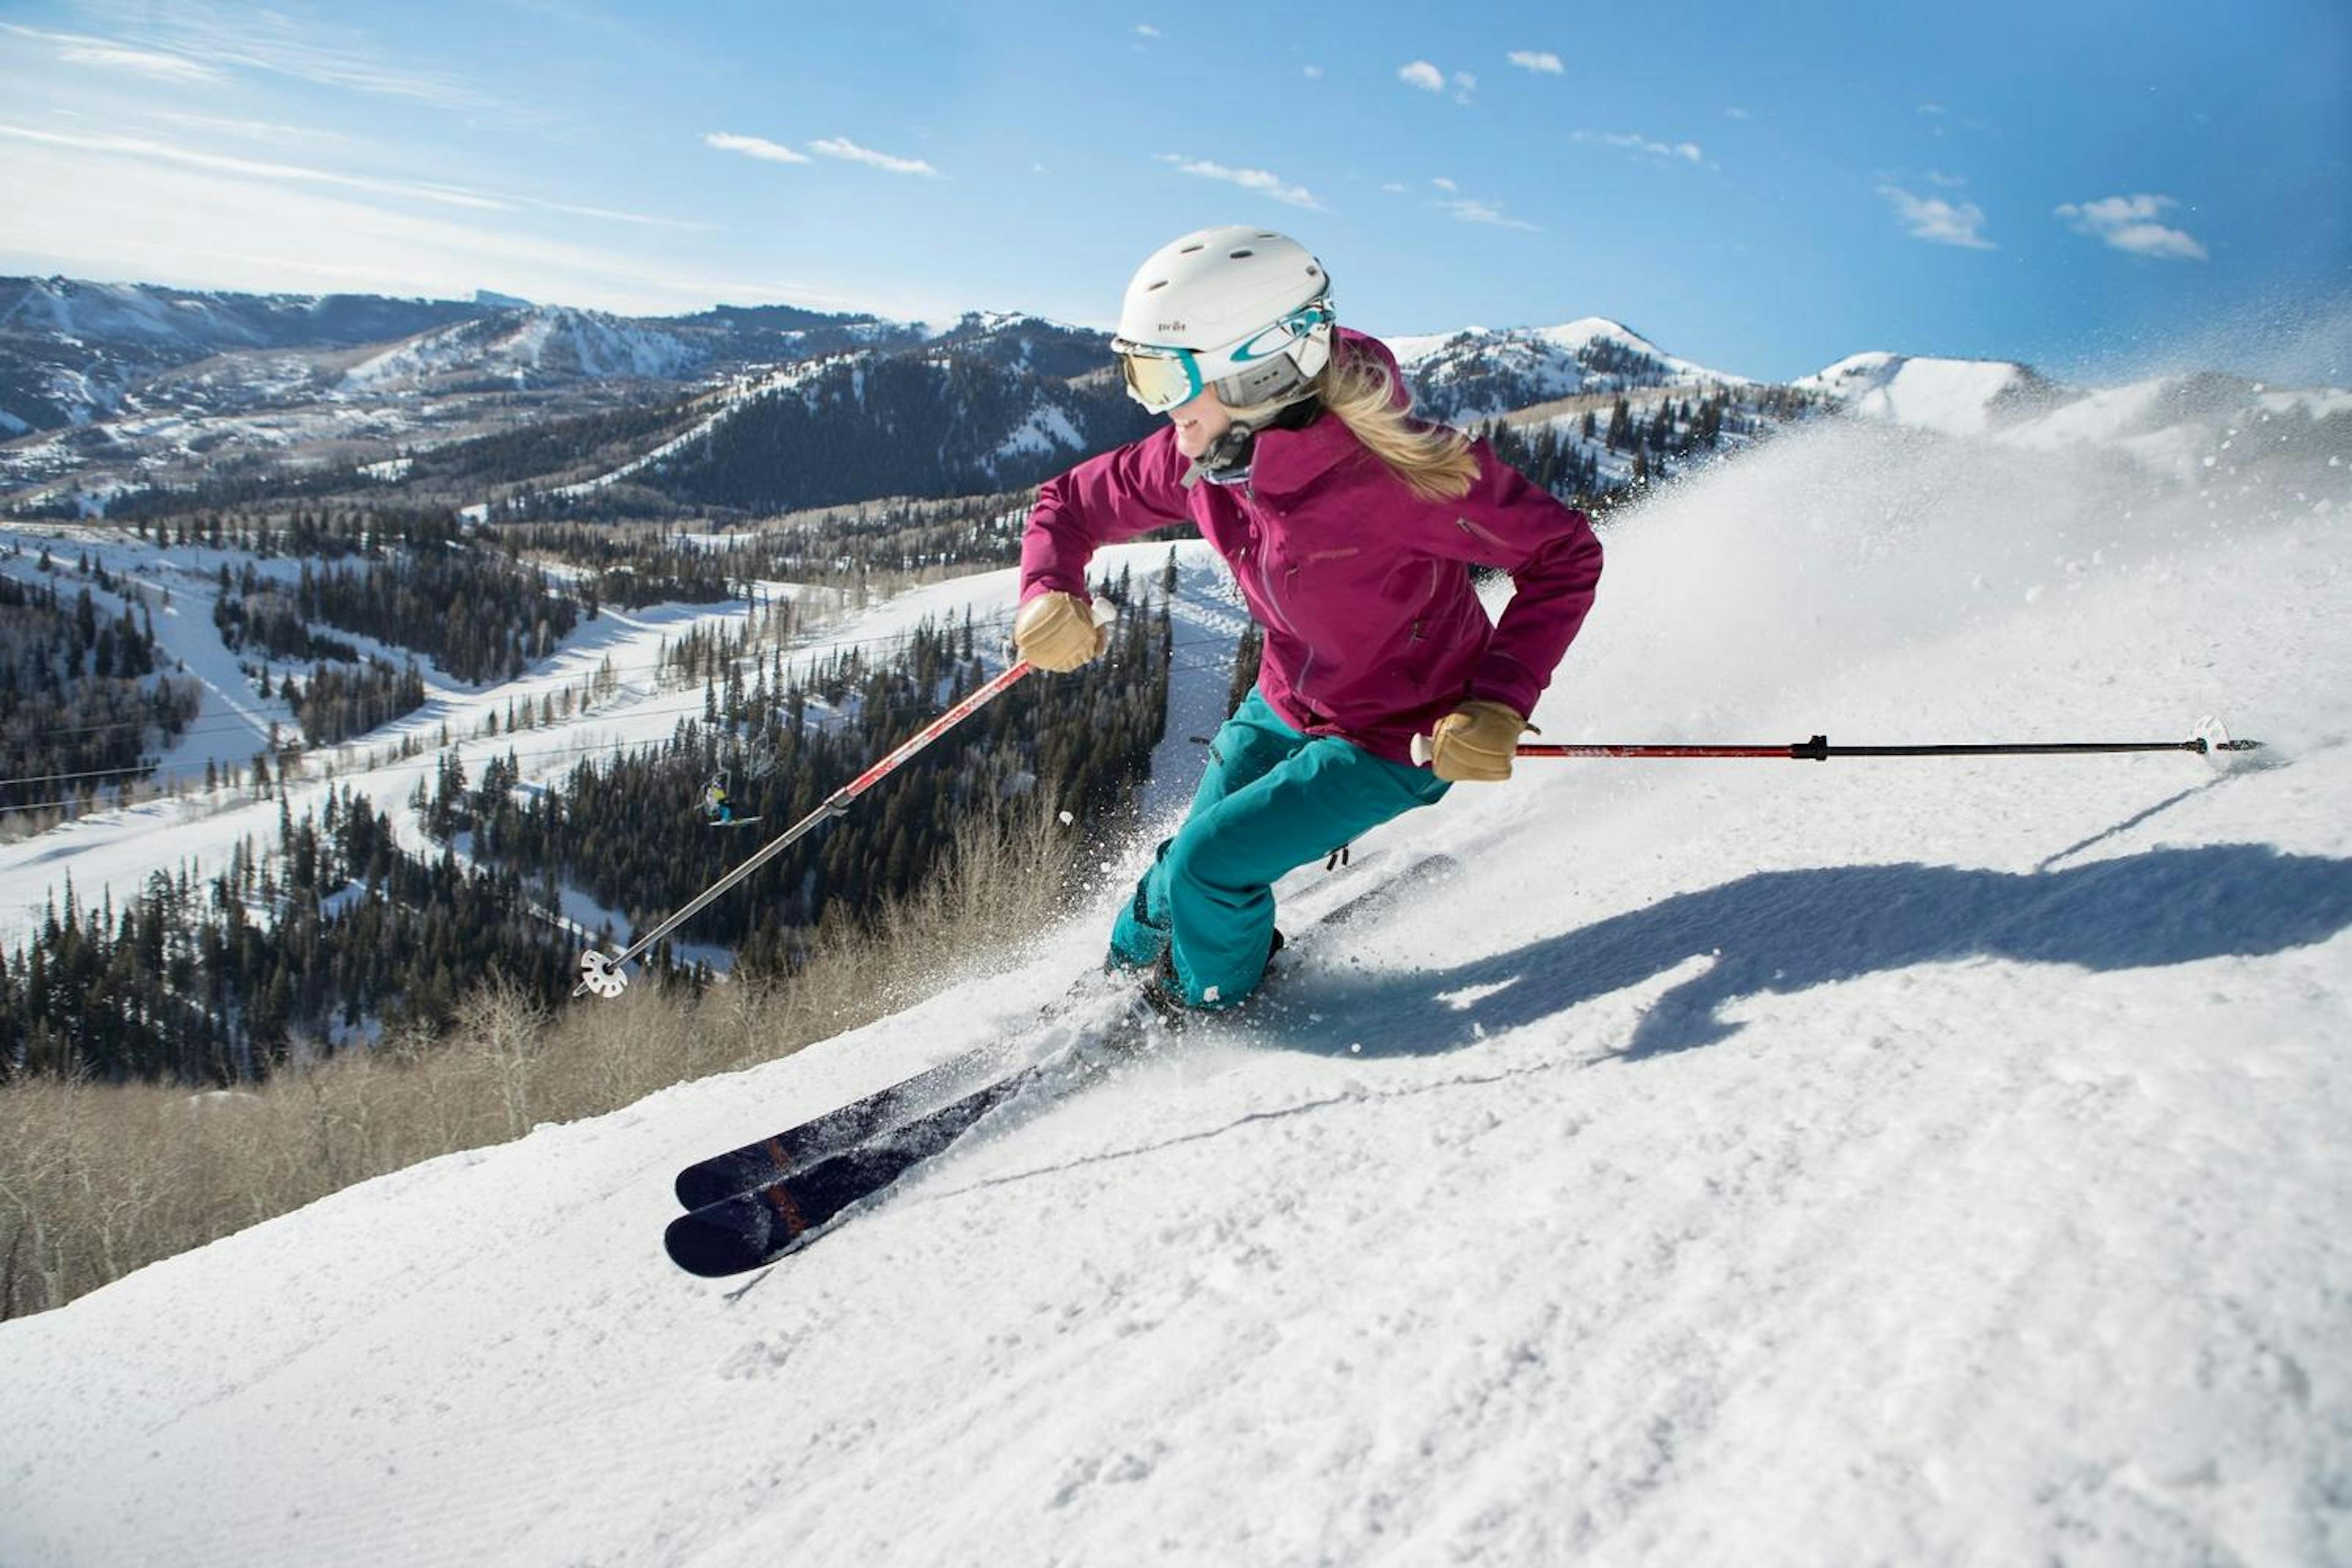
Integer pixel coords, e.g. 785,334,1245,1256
2,413,2350,1564
1795,350,2040,437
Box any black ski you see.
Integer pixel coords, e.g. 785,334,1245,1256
669,851,1458,1212
664,1007,1147,1276
671,1032,1032,1210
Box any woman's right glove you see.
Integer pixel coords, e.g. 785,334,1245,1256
1427,700,1536,782
1014,591,1109,672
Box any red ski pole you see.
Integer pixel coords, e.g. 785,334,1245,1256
576,660,1038,999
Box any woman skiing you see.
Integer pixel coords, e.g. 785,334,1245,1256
1016,225,1603,1012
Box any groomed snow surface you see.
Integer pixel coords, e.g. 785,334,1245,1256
4,417,2350,1566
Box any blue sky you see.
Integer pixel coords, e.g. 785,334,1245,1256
0,0,2345,384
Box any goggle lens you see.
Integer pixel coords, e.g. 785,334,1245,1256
1116,347,1202,413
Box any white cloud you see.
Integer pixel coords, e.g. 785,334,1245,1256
1134,23,1162,39
1398,60,1444,92
71,1,500,111
1154,154,1325,211
2056,194,2209,261
1450,70,1477,102
1435,197,1540,232
810,137,943,178
1926,169,1968,188
1,23,221,83
0,121,697,229
1918,102,1947,115
704,132,810,165
1507,50,1563,75
1879,185,1996,250
1726,106,1751,119
1571,130,1703,164
0,130,744,313
1380,181,1406,194
1431,176,1458,192
142,110,353,146
1303,64,1322,78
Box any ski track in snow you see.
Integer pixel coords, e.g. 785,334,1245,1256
2,417,2350,1565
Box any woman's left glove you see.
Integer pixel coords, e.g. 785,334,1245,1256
1013,592,1109,673
1427,700,1536,782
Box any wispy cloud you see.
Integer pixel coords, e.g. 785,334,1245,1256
1436,197,1540,232
143,110,355,146
1154,154,1325,211
704,132,810,165
1507,50,1563,75
1918,102,1948,116
1431,176,1458,192
2056,194,2209,261
1303,64,1322,79
0,122,699,228
1572,129,1703,164
1,22,221,83
73,0,498,110
0,126,745,313
810,137,943,178
1134,23,1163,39
1879,184,1996,249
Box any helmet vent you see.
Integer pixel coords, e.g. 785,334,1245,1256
1178,243,1205,254
1229,248,1255,258
1147,280,1168,292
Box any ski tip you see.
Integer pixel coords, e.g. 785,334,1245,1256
664,1202,777,1278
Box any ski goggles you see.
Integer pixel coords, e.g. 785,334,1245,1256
1112,300,1336,413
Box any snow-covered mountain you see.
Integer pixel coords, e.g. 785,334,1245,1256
1390,318,1747,423
2,364,2346,1562
340,305,706,393
0,276,490,431
1795,350,2052,437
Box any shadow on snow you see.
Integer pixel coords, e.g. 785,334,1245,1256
1294,843,2352,1062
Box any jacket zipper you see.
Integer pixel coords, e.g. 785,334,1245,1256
1245,483,1315,706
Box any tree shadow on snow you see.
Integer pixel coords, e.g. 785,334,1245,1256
1287,843,2352,1063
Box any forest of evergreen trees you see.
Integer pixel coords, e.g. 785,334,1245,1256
1478,384,1819,510
0,571,1174,1085
292,546,579,684
0,562,200,812
0,788,572,1084
464,581,1170,984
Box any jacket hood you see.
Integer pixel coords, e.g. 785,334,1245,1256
1245,328,1412,499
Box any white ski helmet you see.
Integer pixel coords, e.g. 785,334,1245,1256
1112,225,1335,413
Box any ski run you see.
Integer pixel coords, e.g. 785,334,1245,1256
1,403,2348,1564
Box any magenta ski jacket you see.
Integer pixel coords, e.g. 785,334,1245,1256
1020,330,1604,764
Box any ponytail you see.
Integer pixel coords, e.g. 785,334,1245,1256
1315,347,1480,502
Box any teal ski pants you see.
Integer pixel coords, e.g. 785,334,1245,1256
1110,688,1450,1008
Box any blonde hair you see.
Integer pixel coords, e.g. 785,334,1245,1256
1316,345,1480,501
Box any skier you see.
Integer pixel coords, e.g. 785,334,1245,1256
701,771,736,826
1016,225,1604,1013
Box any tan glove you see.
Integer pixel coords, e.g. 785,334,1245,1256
1013,591,1109,673
1427,700,1536,782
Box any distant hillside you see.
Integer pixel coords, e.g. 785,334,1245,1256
1389,318,1747,423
